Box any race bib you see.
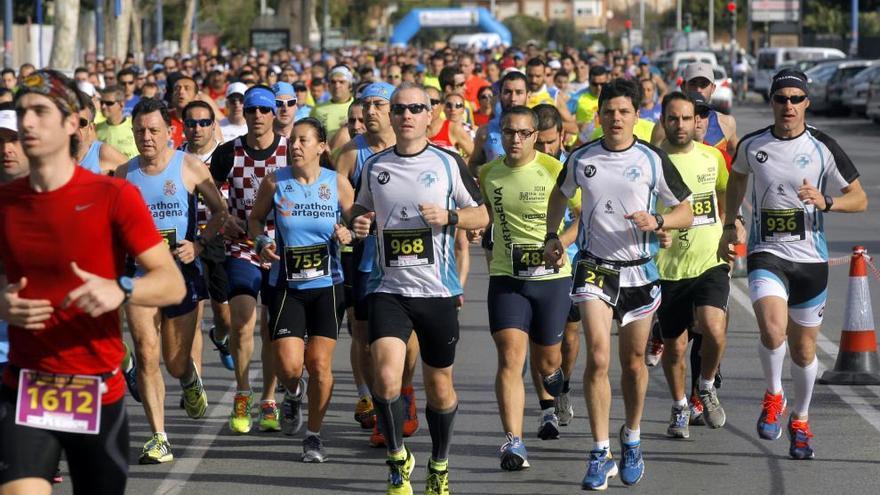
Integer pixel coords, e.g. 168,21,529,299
284,244,330,281
511,244,559,278
16,369,102,435
760,208,806,243
571,260,621,306
383,228,434,267
158,228,177,249
691,191,717,227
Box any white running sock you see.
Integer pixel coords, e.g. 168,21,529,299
674,397,688,408
306,429,320,438
622,427,640,444
699,377,715,392
758,341,787,394
791,357,818,417
593,440,610,452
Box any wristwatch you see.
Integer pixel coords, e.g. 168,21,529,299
447,209,459,226
653,213,665,231
823,195,834,212
117,276,134,304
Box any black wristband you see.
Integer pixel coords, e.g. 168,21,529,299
653,213,664,231
544,232,560,242
447,209,459,226
723,224,737,231
823,195,833,213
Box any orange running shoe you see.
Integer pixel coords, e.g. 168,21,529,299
355,396,377,429
757,390,786,440
402,385,419,437
369,424,386,448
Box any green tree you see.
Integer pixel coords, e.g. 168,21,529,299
503,15,547,47
546,21,580,50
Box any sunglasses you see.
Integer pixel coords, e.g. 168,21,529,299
185,118,213,128
696,107,711,119
502,128,536,140
445,102,464,109
429,99,442,107
390,103,430,115
687,78,713,89
79,118,91,128
227,95,244,104
478,93,493,100
275,99,297,108
244,106,273,115
100,100,118,106
772,94,808,105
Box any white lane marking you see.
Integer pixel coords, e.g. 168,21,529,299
154,370,260,495
729,280,880,434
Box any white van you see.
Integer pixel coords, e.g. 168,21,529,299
448,33,503,50
754,47,846,98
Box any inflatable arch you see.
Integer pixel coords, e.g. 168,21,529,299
389,7,512,47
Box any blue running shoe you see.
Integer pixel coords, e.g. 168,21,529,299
787,416,815,460
499,432,530,471
122,342,141,403
757,391,786,440
209,327,234,371
618,426,645,486
581,449,618,491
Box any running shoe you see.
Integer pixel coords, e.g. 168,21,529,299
689,393,705,426
355,396,377,429
537,410,560,440
259,400,282,432
787,416,815,460
425,463,450,495
302,434,327,463
122,342,141,403
698,388,726,429
281,382,304,436
370,424,386,448
386,446,415,495
499,432,530,471
402,385,419,437
757,390,786,440
139,433,173,464
208,326,234,371
618,426,645,486
645,335,664,367
581,449,618,491
181,370,208,419
229,393,253,434
666,404,690,439
555,391,574,426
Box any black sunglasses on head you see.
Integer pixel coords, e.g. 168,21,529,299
772,94,808,105
185,118,213,128
244,106,273,115
390,103,430,115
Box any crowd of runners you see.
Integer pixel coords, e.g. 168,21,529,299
0,41,868,495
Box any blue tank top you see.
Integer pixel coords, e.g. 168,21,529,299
352,133,381,272
483,117,505,162
0,320,7,364
79,141,103,173
270,167,343,289
639,105,662,124
704,110,725,147
125,150,195,249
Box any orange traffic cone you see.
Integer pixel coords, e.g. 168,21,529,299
819,246,880,385
731,243,747,278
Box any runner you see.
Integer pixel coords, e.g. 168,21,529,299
545,78,693,490
352,82,488,495
524,58,578,135
248,117,354,462
470,71,531,174
532,104,580,427
638,79,662,124
479,105,580,471
0,69,185,495
96,85,139,159
335,82,421,446
293,82,313,121
573,65,610,140
219,82,249,143
719,69,868,460
654,92,731,440
209,85,285,434
76,92,128,174
116,97,230,464
273,81,297,139
311,65,354,138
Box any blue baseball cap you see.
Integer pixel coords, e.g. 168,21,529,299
272,82,295,98
361,82,395,101
243,86,276,113
639,55,650,65
415,63,426,73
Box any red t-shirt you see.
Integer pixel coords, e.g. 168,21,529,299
464,75,490,107
169,109,186,149
0,167,162,404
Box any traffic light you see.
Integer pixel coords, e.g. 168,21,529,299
727,2,737,14
625,19,633,30
684,13,693,33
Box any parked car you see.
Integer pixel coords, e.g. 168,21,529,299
866,77,880,123
755,47,846,100
841,62,880,115
819,60,871,114
674,65,733,114
806,60,856,113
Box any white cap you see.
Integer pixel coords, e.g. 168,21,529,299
77,81,97,98
0,110,17,132
226,82,248,97
548,60,562,70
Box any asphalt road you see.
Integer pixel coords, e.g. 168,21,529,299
56,101,880,494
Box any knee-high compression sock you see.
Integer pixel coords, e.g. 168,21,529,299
373,395,405,454
758,341,787,395
791,358,818,417
426,403,458,462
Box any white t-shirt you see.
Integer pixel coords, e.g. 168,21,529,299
220,118,248,144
